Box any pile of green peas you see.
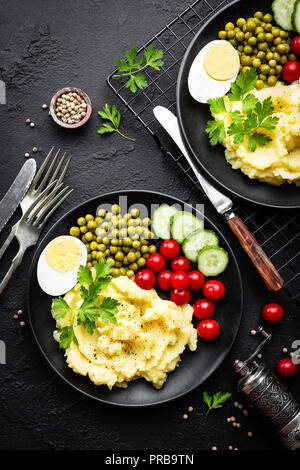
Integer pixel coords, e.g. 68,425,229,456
69,204,156,279
218,11,296,89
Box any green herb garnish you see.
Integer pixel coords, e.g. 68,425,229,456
203,390,231,415
51,259,119,349
206,68,279,152
98,104,135,142
113,46,164,93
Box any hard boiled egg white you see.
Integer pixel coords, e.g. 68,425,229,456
37,235,87,296
188,40,240,103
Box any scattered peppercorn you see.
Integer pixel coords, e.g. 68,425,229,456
188,406,193,412
282,347,288,353
30,122,35,128
183,414,188,420
17,310,23,315
13,314,18,319
26,118,31,124
211,446,217,451
20,321,25,327
32,147,38,153
25,152,30,158
248,431,253,437
250,329,257,336
42,104,48,109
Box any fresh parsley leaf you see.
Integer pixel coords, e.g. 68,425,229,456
228,68,257,101
248,132,271,152
242,93,259,113
113,45,164,93
206,120,226,146
207,97,227,114
77,265,93,286
227,121,245,145
203,390,231,415
58,325,78,349
94,259,114,279
99,297,119,324
98,104,135,142
51,297,71,320
77,301,100,335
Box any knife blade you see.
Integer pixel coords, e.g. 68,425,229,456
0,158,36,233
153,106,233,215
153,105,284,292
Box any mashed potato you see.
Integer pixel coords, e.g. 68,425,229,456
212,82,300,186
53,276,197,389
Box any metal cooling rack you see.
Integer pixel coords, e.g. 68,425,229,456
107,0,300,305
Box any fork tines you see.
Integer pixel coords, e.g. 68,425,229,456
31,147,72,195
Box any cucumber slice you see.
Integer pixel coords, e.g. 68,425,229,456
152,205,178,240
272,0,297,30
170,211,204,244
292,0,300,32
182,229,219,263
197,246,229,277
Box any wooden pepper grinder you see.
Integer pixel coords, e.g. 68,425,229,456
235,327,300,450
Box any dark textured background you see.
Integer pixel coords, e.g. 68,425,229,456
0,0,299,451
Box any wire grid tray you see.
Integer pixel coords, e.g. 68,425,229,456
107,0,300,305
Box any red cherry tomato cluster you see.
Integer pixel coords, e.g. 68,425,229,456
282,36,300,82
135,239,226,341
277,358,298,378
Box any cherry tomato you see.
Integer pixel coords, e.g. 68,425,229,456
277,358,298,378
160,239,180,259
171,256,190,273
146,253,166,273
197,319,220,340
203,280,225,301
188,270,205,290
291,36,300,56
262,303,284,323
157,270,173,290
171,271,189,290
170,287,191,305
281,60,300,83
193,299,215,319
135,269,156,290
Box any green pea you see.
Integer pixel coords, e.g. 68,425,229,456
225,22,235,31
227,30,235,39
137,257,146,268
265,33,273,43
127,252,136,263
236,31,244,42
252,58,261,68
127,226,135,236
115,251,124,262
258,42,268,51
254,11,263,20
126,270,134,279
104,249,110,257
241,55,251,66
95,216,103,225
132,240,141,249
263,13,272,23
87,220,97,230
129,263,138,272
148,245,157,254
80,225,88,234
123,237,132,247
275,65,282,75
268,59,277,68
77,217,86,226
85,244,91,253
288,53,297,61
246,19,256,32
273,52,280,62
257,51,266,60
244,45,253,55
260,63,270,75
120,268,126,276
89,241,98,251
264,23,272,32
97,208,106,218
111,204,120,214
106,257,115,266
69,226,80,237
96,252,104,261
110,246,118,255
248,36,257,46
280,55,287,65
85,214,94,222
141,245,148,254
269,68,275,75
229,39,238,47
218,30,227,39
86,262,93,270
85,232,94,242
98,243,106,252
111,268,120,278
273,37,281,46
102,236,110,245
237,18,246,28
245,32,252,40
267,75,277,86
123,256,129,265
130,208,140,218
91,250,97,259
255,26,264,36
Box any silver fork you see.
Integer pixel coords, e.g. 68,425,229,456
0,180,73,294
0,147,71,260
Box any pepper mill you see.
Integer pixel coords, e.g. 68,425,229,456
235,327,300,450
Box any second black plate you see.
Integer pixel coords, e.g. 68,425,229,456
177,0,300,209
27,190,243,407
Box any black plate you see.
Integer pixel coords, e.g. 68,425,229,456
177,0,300,209
27,190,243,407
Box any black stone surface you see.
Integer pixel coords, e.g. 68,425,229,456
0,0,299,451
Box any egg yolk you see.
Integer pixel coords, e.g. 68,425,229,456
204,42,239,81
46,237,82,272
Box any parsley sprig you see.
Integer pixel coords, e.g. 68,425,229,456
98,104,135,141
206,68,279,152
203,390,231,415
51,259,120,349
113,46,164,93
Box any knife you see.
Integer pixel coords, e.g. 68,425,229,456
153,106,284,292
0,159,36,233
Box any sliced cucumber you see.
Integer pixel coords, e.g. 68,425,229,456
152,205,178,240
292,0,300,32
182,229,219,263
272,0,297,31
170,211,204,244
197,246,229,277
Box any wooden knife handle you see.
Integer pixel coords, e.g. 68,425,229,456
227,215,284,292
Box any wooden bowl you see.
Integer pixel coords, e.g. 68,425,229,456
50,87,92,129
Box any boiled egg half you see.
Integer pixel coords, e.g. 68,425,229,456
188,40,240,103
37,235,87,296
